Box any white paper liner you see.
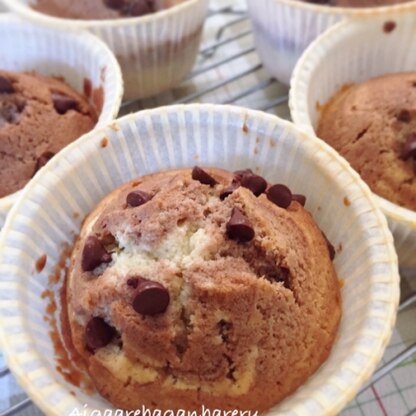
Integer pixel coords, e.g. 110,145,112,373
0,104,399,415
3,0,209,101
0,14,123,229
290,14,416,269
246,0,416,85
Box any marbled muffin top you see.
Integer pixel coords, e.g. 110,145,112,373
318,73,416,211
32,0,187,19
0,70,97,198
66,167,341,411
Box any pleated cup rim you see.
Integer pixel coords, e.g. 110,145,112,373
267,0,416,15
0,104,399,415
289,18,416,232
3,0,206,28
0,13,123,223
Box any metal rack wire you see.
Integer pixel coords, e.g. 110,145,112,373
121,7,289,116
0,6,415,416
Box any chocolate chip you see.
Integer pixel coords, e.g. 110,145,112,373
33,151,55,176
192,166,218,186
133,280,170,316
233,169,253,182
240,173,267,197
85,317,115,351
126,190,152,207
127,277,139,288
401,133,416,161
220,183,240,200
292,194,306,206
383,21,396,33
266,184,292,209
226,207,255,243
0,76,15,94
397,110,411,123
52,93,78,115
233,169,267,196
323,233,336,261
128,0,155,16
103,0,126,9
0,101,25,127
82,236,112,272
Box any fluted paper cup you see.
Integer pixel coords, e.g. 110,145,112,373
246,0,416,85
290,15,416,269
0,14,123,228
4,0,209,101
0,104,399,415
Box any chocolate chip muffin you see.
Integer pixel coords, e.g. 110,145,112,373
66,167,341,411
300,0,412,7
32,0,187,19
0,70,97,198
317,73,416,211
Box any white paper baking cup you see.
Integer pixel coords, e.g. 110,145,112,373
0,14,123,229
290,14,416,269
246,0,416,86
0,104,399,415
3,0,209,101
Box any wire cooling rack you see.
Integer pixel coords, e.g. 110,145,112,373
0,2,416,416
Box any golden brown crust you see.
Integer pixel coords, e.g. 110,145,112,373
317,72,416,211
67,167,341,411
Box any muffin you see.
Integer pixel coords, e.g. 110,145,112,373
289,14,416,268
6,0,209,100
66,166,341,411
0,70,97,198
317,73,416,211
301,0,412,6
32,0,187,20
0,104,398,416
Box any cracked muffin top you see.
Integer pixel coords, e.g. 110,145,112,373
32,0,187,20
317,73,416,211
0,70,97,198
66,167,341,411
